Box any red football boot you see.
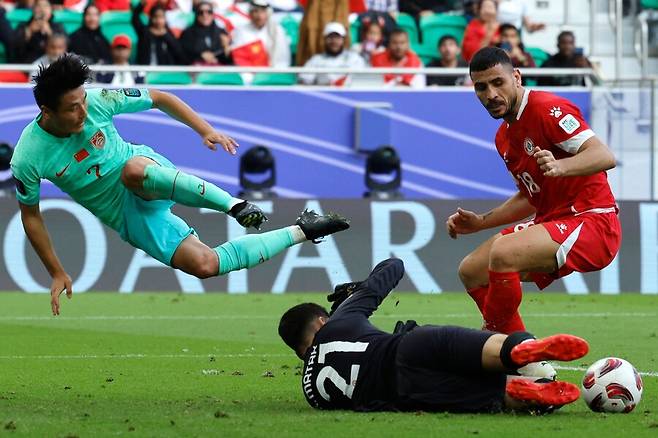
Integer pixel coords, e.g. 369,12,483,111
511,334,589,367
506,379,581,407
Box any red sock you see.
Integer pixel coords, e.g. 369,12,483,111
483,271,526,334
467,285,488,315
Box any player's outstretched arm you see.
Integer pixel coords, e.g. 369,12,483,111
19,202,72,316
149,89,239,155
330,258,405,319
446,192,535,239
533,137,616,178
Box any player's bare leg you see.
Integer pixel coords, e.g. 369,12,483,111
121,156,267,229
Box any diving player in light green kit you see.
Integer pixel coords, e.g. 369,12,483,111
10,55,349,315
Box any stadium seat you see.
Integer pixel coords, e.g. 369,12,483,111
252,73,296,86
417,14,467,63
280,15,300,56
526,47,549,67
350,20,360,43
641,0,658,9
53,10,83,34
196,72,244,85
100,11,138,61
6,8,32,29
146,72,193,85
0,42,5,63
396,13,419,46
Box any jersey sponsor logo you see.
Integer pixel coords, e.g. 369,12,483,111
90,130,106,150
523,137,535,155
550,106,563,118
559,114,581,134
123,88,141,97
74,148,90,162
55,163,71,177
13,177,26,195
556,223,568,234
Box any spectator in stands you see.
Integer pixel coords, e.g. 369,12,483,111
461,0,499,62
299,22,366,86
231,0,290,67
96,34,146,85
496,0,544,33
30,32,65,76
180,1,232,65
352,19,386,62
497,23,534,68
538,30,591,86
94,0,130,13
68,4,112,65
0,5,13,60
133,0,186,65
12,0,65,63
426,35,468,86
296,0,350,66
371,28,425,88
399,0,461,21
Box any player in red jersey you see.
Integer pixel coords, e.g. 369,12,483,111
446,48,620,348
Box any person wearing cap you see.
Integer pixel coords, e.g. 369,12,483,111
96,34,146,86
299,22,366,86
231,0,291,67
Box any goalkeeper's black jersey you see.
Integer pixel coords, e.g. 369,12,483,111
301,259,405,411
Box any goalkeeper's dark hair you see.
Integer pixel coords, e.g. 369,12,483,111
278,303,328,356
33,53,91,111
469,46,513,75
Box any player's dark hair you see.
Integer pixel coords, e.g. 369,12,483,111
278,303,329,355
469,47,513,74
32,53,91,111
438,35,457,47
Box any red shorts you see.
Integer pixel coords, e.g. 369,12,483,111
500,212,621,289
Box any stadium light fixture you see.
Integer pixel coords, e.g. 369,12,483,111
0,142,15,194
238,145,278,200
363,145,403,200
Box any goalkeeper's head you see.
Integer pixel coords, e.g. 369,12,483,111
278,303,329,359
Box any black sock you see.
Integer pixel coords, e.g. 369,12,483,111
500,331,535,370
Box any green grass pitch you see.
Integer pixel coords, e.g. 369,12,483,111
1,292,657,437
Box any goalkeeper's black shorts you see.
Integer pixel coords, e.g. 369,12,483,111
394,325,506,413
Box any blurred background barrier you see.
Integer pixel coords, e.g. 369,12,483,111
0,198,655,294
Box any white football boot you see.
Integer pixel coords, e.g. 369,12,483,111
516,361,557,380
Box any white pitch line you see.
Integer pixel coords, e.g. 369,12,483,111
554,365,658,378
0,353,290,360
0,312,655,321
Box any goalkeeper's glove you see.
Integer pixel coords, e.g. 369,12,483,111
327,281,363,315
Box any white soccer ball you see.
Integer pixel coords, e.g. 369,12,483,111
581,357,643,413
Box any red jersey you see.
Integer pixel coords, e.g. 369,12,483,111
495,89,617,222
370,50,422,86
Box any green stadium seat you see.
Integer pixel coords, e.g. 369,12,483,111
526,47,549,67
417,14,467,63
6,8,32,29
0,42,5,63
396,13,419,45
252,73,296,86
146,72,193,85
100,11,138,61
196,72,244,85
350,20,360,43
53,10,83,34
641,0,658,9
280,15,300,55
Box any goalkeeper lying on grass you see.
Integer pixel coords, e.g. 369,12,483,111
278,258,588,414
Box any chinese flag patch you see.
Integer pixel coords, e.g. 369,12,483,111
74,148,90,162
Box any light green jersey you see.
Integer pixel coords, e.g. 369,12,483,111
10,87,153,231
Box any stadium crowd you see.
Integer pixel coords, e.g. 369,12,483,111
0,0,597,86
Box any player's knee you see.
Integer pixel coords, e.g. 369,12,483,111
488,239,517,271
192,250,218,279
458,253,486,288
121,159,147,188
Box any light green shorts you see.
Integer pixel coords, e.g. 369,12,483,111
119,146,195,266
